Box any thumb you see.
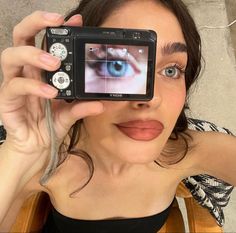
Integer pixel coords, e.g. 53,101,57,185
53,100,104,137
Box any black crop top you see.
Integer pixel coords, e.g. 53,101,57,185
42,199,174,233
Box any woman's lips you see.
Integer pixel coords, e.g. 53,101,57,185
116,120,164,141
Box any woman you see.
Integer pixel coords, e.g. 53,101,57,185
0,0,235,232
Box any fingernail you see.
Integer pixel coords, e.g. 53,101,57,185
69,14,82,21
43,12,62,21
41,84,58,96
94,102,105,114
39,53,60,66
99,103,105,112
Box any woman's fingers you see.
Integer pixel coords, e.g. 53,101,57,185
13,11,83,47
0,78,58,104
13,11,64,46
53,100,104,136
64,14,83,26
0,11,87,134
1,46,61,81
3,12,83,79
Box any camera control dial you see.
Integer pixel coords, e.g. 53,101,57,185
52,72,70,90
49,43,68,61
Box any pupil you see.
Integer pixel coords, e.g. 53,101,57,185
166,68,175,76
107,61,127,77
114,62,123,71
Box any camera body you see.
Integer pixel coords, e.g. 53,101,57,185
45,26,157,101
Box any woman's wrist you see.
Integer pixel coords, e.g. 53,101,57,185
0,144,31,178
0,141,47,179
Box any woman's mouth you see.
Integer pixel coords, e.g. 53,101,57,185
115,120,164,141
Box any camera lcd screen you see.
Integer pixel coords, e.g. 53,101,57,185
84,44,149,95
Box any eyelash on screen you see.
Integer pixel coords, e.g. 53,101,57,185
87,55,141,76
88,57,126,66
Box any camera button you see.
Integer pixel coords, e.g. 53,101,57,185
52,72,70,90
50,28,70,36
65,65,71,71
133,32,141,39
49,43,68,61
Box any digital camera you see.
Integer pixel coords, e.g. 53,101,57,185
45,26,157,101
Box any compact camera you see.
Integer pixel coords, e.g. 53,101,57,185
45,26,157,101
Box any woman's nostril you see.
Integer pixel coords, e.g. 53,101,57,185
137,103,149,108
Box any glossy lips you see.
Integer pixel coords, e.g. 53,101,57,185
116,120,164,141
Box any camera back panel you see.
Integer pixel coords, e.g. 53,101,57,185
45,26,157,101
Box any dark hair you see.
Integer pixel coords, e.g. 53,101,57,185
55,0,201,194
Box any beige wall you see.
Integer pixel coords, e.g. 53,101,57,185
226,0,236,59
184,0,236,134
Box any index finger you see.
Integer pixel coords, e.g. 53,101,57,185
13,11,64,47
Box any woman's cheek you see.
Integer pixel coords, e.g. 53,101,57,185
166,87,186,116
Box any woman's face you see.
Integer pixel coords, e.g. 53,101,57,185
80,0,187,165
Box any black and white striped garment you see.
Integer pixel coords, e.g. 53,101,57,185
184,118,234,226
0,119,234,226
0,125,6,145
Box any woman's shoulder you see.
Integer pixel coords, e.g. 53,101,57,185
0,123,86,194
34,154,90,197
186,118,234,149
170,118,235,179
187,118,233,135
185,118,234,152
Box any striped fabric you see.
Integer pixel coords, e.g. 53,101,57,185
184,118,234,226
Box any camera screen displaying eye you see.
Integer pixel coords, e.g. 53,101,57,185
84,44,149,94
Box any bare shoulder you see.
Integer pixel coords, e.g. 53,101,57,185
0,171,47,231
186,128,235,154
1,153,89,230
172,129,236,185
4,153,88,214
34,154,91,201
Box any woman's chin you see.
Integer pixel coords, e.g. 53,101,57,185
107,145,163,165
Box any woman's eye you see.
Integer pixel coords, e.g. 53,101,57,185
160,66,185,79
94,60,135,78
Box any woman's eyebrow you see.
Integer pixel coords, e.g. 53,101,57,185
161,42,187,56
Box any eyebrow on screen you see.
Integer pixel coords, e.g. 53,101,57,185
161,42,187,56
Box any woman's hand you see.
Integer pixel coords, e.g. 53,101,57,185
0,11,104,174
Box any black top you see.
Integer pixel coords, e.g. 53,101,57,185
42,199,174,233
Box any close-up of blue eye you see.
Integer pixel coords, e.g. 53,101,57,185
96,60,135,78
107,61,127,77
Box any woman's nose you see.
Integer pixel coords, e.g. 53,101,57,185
129,90,162,110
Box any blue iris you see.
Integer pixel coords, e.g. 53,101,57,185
107,60,128,78
165,67,177,77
